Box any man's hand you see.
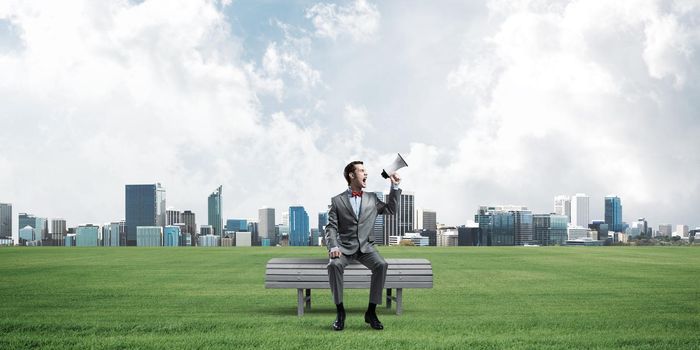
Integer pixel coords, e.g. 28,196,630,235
329,249,341,258
390,172,401,185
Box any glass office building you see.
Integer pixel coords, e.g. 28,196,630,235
604,195,624,232
457,225,480,246
371,192,385,245
19,226,35,242
208,186,222,235
18,213,37,233
474,207,515,246
289,206,309,246
76,225,99,246
125,183,165,246
137,226,163,247
103,222,123,246
226,219,247,232
0,203,11,238
533,214,568,246
384,191,414,238
199,234,220,247
490,211,515,246
18,213,47,242
512,209,533,245
318,211,328,233
164,225,181,247
258,207,275,245
475,206,534,246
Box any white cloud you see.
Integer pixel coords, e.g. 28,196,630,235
261,41,321,91
643,9,699,88
1,0,699,239
426,0,700,225
306,0,380,42
0,0,342,238
245,19,323,102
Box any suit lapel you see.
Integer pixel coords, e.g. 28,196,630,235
339,191,357,220
359,192,373,223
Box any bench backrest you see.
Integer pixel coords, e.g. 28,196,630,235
265,258,433,289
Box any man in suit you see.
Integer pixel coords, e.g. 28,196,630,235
325,160,401,331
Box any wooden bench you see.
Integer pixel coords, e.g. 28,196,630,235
265,258,433,316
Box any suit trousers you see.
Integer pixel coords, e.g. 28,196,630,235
327,250,388,305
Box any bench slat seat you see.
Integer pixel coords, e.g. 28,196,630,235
268,275,434,282
265,258,433,316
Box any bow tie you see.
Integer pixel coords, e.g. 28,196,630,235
351,191,363,197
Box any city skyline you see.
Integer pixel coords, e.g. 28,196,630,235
1,1,699,238
3,184,697,245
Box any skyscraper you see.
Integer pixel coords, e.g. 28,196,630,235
0,203,11,238
372,192,385,245
636,218,650,238
416,208,437,231
208,186,222,235
166,208,181,226
289,206,309,246
570,193,590,228
247,221,259,245
51,219,67,236
384,191,414,239
318,210,329,245
658,224,672,237
604,195,623,232
50,218,67,245
309,228,320,246
318,211,328,232
35,217,47,242
258,207,275,244
125,183,165,246
181,210,196,235
553,195,571,223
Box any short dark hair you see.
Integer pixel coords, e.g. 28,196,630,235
344,161,363,185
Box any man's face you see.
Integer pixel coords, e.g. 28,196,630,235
351,164,367,189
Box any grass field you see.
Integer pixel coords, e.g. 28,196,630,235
1,246,699,349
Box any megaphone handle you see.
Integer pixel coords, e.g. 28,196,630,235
381,170,389,179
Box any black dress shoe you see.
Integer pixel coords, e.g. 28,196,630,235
364,311,384,330
332,315,345,331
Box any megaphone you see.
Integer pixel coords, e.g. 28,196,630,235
381,153,408,179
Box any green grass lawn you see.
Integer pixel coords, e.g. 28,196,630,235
1,246,699,349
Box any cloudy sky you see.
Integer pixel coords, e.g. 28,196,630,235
1,0,699,239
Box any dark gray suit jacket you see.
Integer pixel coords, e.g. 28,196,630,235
325,187,401,255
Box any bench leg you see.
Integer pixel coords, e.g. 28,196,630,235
297,289,304,316
386,288,392,309
396,288,403,315
305,289,311,310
